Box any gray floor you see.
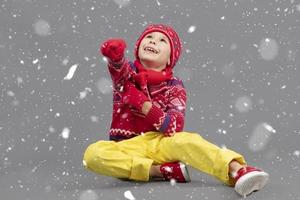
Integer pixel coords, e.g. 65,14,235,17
0,156,299,200
1,0,300,199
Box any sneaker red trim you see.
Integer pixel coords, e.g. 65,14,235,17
160,161,191,183
232,166,262,182
232,166,269,197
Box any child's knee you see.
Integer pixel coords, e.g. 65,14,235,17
82,141,107,169
172,132,202,147
83,143,95,169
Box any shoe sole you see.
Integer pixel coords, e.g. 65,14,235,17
179,162,191,182
235,171,269,197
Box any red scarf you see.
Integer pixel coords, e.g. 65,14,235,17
133,60,173,86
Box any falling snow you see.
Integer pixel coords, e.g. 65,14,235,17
79,87,92,99
79,190,98,200
259,38,279,61
234,96,253,113
63,64,79,80
0,0,299,199
33,19,51,36
96,77,113,94
113,0,131,8
124,190,135,200
61,128,70,139
188,25,196,33
248,122,276,152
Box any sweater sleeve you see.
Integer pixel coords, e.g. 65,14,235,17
144,82,187,137
107,58,135,90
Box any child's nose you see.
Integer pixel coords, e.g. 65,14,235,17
149,40,156,45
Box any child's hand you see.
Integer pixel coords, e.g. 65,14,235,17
100,39,126,63
122,81,149,112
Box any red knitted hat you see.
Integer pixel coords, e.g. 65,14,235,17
134,24,182,69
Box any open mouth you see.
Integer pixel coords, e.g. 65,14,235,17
144,46,159,54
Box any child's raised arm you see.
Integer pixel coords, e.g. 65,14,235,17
100,38,135,88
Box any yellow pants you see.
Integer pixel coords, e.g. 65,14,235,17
83,131,246,186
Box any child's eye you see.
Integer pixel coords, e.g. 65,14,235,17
146,35,152,38
160,38,166,42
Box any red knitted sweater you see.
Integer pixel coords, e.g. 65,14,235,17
107,59,186,142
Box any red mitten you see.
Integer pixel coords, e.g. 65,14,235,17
100,39,126,63
122,81,149,111
132,72,148,89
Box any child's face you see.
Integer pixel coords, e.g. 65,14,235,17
138,31,171,71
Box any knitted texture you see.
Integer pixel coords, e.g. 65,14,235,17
105,24,185,141
107,61,186,141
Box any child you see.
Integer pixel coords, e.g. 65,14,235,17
83,24,269,197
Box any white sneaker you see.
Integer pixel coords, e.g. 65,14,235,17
232,166,269,197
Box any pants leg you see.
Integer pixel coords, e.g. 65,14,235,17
145,131,247,186
83,131,247,185
83,137,154,181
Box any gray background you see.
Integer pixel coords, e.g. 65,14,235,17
0,0,299,199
